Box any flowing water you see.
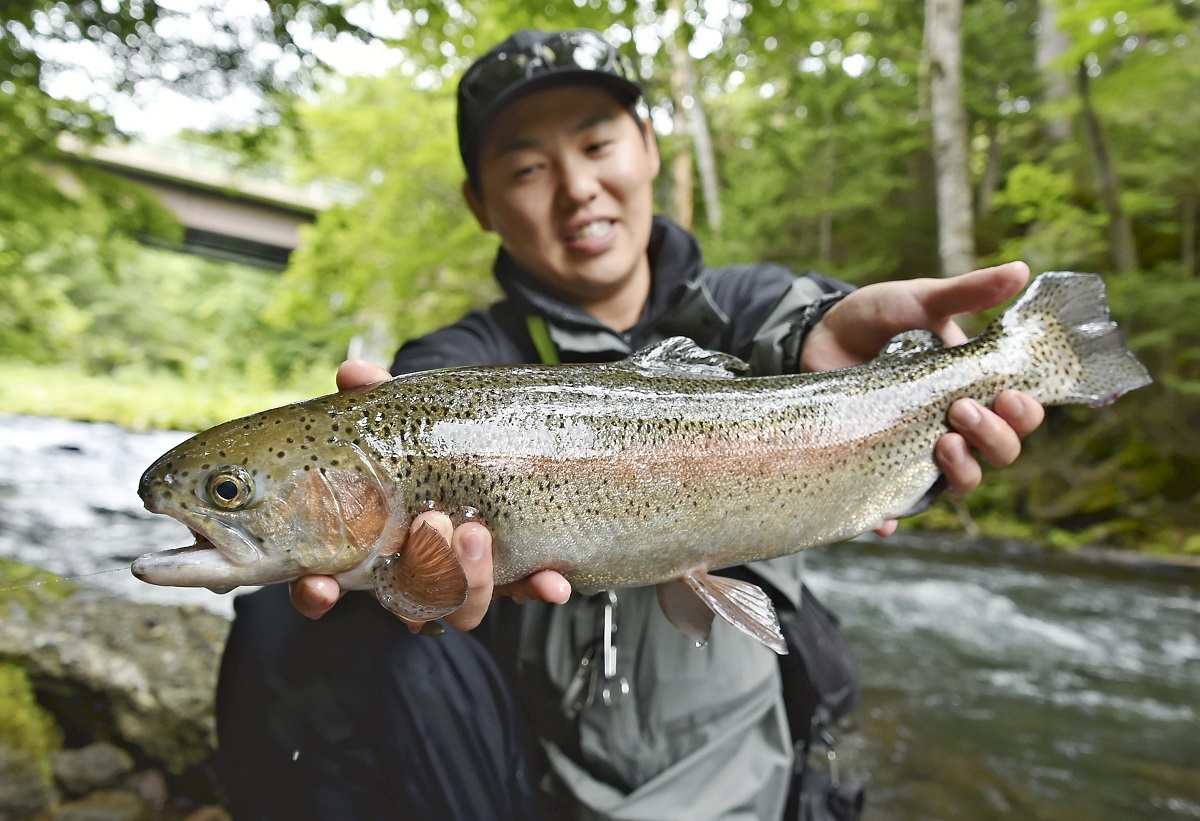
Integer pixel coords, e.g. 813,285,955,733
2,414,1197,819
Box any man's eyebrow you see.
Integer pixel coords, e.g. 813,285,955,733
491,135,540,158
573,112,615,133
490,112,615,157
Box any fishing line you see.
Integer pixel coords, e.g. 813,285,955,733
0,565,131,594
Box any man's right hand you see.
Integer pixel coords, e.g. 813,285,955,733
288,359,572,626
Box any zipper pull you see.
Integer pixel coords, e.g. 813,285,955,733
561,642,597,720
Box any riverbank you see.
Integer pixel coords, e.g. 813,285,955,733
0,561,229,820
0,361,328,433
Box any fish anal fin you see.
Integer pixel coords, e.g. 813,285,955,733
370,522,467,624
676,570,787,655
657,578,716,645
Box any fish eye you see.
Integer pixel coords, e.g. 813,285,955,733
206,466,254,510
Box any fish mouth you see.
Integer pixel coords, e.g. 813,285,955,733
132,513,290,590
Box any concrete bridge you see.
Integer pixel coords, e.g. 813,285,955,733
64,138,347,270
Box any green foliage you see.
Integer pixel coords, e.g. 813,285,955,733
0,662,61,784
269,80,497,355
0,361,329,432
990,162,1109,271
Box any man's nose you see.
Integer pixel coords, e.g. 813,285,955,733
556,158,600,206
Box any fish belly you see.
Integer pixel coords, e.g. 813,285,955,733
472,411,945,593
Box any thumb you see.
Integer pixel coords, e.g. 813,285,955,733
919,262,1030,323
336,359,392,392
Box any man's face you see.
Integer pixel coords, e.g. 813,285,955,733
465,86,660,307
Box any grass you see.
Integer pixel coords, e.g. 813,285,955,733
0,360,332,432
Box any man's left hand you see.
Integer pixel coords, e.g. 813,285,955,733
799,261,1047,536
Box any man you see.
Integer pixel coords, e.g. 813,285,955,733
217,29,1044,820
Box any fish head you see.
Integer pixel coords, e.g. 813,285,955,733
133,401,393,590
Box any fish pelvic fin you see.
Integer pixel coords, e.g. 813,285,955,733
371,522,467,625
1001,271,1151,407
657,578,716,645
660,570,787,655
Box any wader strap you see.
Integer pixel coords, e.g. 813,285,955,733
526,314,560,365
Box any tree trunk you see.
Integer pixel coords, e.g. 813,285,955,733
1036,0,1072,143
1184,193,1197,277
1077,62,1140,272
977,119,1002,218
666,2,721,232
817,137,836,264
667,0,693,230
925,0,975,276
685,64,722,232
670,144,694,230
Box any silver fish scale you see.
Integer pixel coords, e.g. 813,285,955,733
134,272,1150,598
320,329,1051,593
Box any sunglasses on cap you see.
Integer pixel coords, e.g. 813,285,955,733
459,29,638,107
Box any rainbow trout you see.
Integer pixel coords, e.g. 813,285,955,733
134,272,1149,653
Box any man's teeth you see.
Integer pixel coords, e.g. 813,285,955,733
572,220,613,240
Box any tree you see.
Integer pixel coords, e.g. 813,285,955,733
925,0,975,275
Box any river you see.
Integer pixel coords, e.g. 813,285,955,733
2,413,1197,819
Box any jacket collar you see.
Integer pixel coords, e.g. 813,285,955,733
492,216,724,356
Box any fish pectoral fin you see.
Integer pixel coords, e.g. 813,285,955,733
676,570,787,655
370,522,468,624
657,579,716,645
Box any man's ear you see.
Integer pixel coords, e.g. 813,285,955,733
462,180,492,231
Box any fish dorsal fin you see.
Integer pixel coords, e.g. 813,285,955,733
880,329,944,358
625,337,750,379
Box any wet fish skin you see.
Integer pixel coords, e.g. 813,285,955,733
134,272,1150,652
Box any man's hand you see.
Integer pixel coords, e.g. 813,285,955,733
289,359,572,624
799,261,1047,536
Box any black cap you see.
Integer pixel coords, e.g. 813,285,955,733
456,29,642,188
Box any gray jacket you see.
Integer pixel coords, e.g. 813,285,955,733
390,217,850,820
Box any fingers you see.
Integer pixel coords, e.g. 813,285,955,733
935,391,1045,497
874,519,899,538
921,261,1030,323
289,575,341,620
443,520,495,630
934,319,969,348
993,390,1045,438
336,359,391,392
935,431,983,495
948,398,1022,468
496,570,572,605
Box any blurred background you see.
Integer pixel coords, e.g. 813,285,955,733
0,1,1197,820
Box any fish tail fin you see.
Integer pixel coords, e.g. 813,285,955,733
1000,271,1151,407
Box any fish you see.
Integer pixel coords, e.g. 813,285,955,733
133,272,1150,654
